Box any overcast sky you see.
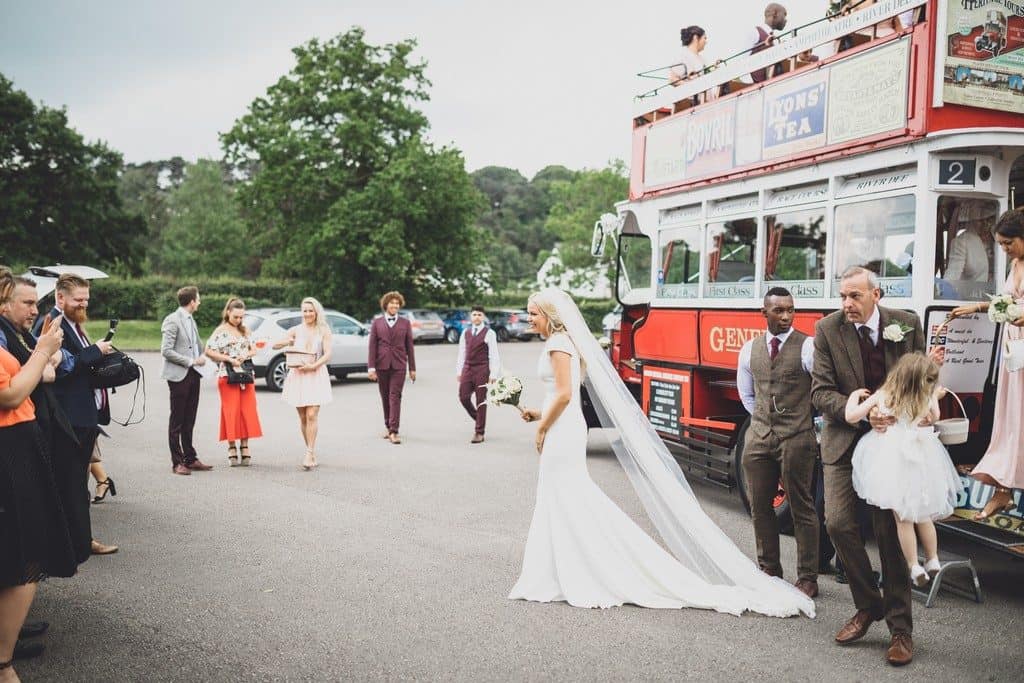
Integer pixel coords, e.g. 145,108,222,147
1,0,827,177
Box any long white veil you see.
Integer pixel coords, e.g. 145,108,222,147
543,287,815,618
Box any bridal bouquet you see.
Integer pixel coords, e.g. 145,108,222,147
485,375,524,413
987,293,1023,324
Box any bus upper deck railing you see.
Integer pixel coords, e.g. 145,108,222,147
633,0,928,126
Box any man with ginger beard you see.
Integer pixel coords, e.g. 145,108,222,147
34,273,118,555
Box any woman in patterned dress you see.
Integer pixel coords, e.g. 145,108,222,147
205,298,263,466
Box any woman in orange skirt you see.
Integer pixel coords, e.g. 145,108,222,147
205,298,263,466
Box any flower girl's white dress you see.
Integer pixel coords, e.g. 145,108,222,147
851,398,961,522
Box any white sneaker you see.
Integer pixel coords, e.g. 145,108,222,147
924,557,942,577
910,564,929,587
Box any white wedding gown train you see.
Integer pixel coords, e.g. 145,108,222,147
509,332,813,618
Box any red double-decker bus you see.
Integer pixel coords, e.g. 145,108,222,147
594,0,1024,554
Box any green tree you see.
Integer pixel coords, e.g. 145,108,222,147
543,161,629,286
0,74,143,272
152,159,255,277
220,29,482,308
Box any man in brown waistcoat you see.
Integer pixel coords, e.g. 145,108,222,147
737,287,819,599
455,306,501,443
812,266,936,667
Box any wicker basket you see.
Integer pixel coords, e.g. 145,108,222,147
934,390,969,445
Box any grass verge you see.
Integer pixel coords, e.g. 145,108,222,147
83,320,214,352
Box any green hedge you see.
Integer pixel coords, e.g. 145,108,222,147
88,276,306,329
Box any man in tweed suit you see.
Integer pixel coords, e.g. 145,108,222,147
811,266,939,667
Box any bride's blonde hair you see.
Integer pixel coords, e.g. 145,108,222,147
529,289,585,374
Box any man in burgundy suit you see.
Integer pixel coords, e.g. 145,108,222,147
368,291,416,444
455,306,501,443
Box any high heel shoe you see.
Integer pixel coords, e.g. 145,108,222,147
228,444,239,467
301,449,314,471
973,489,1015,521
92,478,117,504
240,445,251,467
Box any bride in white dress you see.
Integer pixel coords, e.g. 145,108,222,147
508,288,814,618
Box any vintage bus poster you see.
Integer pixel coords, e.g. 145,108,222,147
941,0,1024,114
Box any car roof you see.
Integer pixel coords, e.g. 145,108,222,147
24,265,109,299
247,307,359,321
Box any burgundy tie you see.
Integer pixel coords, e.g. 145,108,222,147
75,322,88,343
769,336,780,361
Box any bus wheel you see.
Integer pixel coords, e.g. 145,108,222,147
733,418,794,536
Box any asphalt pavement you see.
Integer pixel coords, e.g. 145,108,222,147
17,342,1024,681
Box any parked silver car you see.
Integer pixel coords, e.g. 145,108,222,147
246,308,369,391
371,308,445,343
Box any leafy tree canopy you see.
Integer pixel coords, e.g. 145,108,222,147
0,73,143,273
220,28,483,310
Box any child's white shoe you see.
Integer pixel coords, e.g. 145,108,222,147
910,564,929,587
924,556,942,578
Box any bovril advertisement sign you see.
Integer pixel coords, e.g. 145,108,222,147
699,311,820,368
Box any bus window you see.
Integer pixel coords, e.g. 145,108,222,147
833,195,915,297
763,208,826,297
658,227,701,299
618,233,653,305
935,197,999,301
705,218,757,298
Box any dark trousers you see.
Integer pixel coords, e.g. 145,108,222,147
459,366,489,435
53,426,96,563
824,452,912,634
742,429,820,581
168,369,201,467
376,369,406,434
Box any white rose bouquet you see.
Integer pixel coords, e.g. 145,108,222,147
987,293,1024,324
484,374,525,414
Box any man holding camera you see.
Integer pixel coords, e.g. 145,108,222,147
34,272,118,556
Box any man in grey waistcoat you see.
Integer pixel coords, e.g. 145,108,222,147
737,286,820,599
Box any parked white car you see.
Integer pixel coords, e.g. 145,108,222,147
246,308,369,391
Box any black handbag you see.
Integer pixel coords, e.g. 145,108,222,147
225,359,255,385
90,349,142,389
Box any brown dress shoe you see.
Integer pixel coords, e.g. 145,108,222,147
389,433,401,444
187,459,213,471
794,578,819,598
173,464,192,475
91,539,119,555
835,609,881,644
471,433,485,444
886,632,913,666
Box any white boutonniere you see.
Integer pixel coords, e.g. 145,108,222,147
882,322,913,343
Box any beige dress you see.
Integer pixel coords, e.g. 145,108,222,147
281,324,333,408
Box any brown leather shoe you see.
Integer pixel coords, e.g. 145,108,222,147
471,433,484,444
835,609,881,644
187,459,213,471
90,539,118,555
173,464,192,475
794,578,819,598
389,433,401,444
886,632,913,666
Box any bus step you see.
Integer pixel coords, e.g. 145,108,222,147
910,551,983,608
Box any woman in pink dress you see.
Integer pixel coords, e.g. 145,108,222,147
273,297,333,470
951,209,1024,519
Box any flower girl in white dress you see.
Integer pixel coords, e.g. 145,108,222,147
845,353,961,587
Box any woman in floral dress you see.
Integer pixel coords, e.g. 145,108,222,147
205,298,263,466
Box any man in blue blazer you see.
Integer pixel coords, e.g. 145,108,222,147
35,273,117,556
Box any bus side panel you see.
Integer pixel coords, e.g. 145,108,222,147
633,309,699,365
698,310,821,370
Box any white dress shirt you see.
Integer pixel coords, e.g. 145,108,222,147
455,325,501,380
385,315,398,328
737,329,815,414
